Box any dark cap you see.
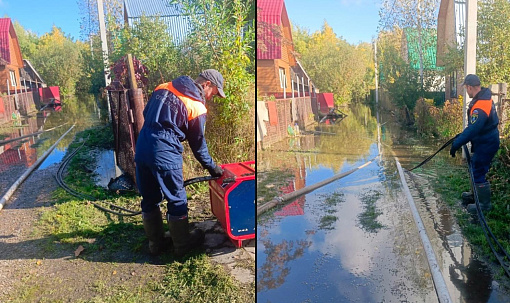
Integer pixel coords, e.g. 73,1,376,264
462,74,481,86
199,69,225,98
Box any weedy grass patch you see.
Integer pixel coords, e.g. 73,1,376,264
357,190,384,233
155,253,251,303
319,215,338,230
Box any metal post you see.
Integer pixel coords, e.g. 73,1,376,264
296,75,300,98
97,0,112,122
283,72,286,99
301,76,305,97
291,77,294,98
463,0,477,157
23,78,28,111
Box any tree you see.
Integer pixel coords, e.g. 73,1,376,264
77,0,123,42
477,0,510,84
173,0,255,122
30,26,84,96
379,0,440,90
12,21,39,60
377,29,421,110
116,15,180,91
292,22,374,105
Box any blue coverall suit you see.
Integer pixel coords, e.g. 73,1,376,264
134,76,216,218
451,88,500,183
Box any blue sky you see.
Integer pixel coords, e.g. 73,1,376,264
0,0,82,40
284,0,381,45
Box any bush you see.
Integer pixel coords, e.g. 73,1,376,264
414,97,463,138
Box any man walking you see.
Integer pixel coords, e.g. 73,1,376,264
135,69,225,256
450,74,500,215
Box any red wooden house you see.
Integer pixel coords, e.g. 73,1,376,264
257,0,314,99
0,18,23,95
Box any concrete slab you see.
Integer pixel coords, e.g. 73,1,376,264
227,263,254,284
209,247,241,264
204,233,227,248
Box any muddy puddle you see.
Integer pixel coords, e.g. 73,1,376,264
257,104,509,302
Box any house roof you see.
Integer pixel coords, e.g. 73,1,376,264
0,56,9,66
23,59,45,83
295,60,311,81
257,0,292,60
0,18,20,65
124,0,184,17
124,0,193,45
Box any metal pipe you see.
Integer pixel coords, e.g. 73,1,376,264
0,124,76,211
395,159,452,303
0,123,68,146
257,156,377,216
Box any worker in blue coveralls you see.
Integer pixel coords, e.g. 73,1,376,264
450,74,500,215
135,69,225,257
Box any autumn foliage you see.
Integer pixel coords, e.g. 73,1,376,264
414,97,463,138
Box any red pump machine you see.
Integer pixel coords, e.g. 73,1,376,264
209,161,255,247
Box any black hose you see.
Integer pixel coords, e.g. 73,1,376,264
56,143,224,216
407,135,457,171
463,145,510,277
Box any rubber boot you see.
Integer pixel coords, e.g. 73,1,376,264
142,208,165,255
461,191,474,206
467,182,492,215
167,214,205,258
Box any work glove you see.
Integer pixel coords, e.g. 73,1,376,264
208,165,224,177
450,144,457,158
450,134,461,158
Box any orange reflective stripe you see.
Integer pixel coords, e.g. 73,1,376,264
154,82,207,120
470,99,492,116
155,82,171,91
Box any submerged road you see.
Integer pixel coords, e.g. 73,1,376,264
257,104,509,302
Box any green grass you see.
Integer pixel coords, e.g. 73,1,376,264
324,192,345,207
357,190,384,233
156,254,251,302
431,144,510,268
319,215,338,230
25,125,252,302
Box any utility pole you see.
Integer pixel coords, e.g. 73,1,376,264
97,0,120,178
374,39,379,108
463,0,477,156
97,0,111,121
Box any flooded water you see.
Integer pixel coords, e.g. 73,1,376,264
0,94,109,197
257,104,509,302
93,150,118,188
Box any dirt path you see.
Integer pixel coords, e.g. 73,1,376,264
0,163,254,302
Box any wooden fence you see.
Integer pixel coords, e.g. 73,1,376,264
257,96,315,149
0,92,37,125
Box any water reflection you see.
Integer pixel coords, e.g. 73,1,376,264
0,94,107,196
257,103,509,302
